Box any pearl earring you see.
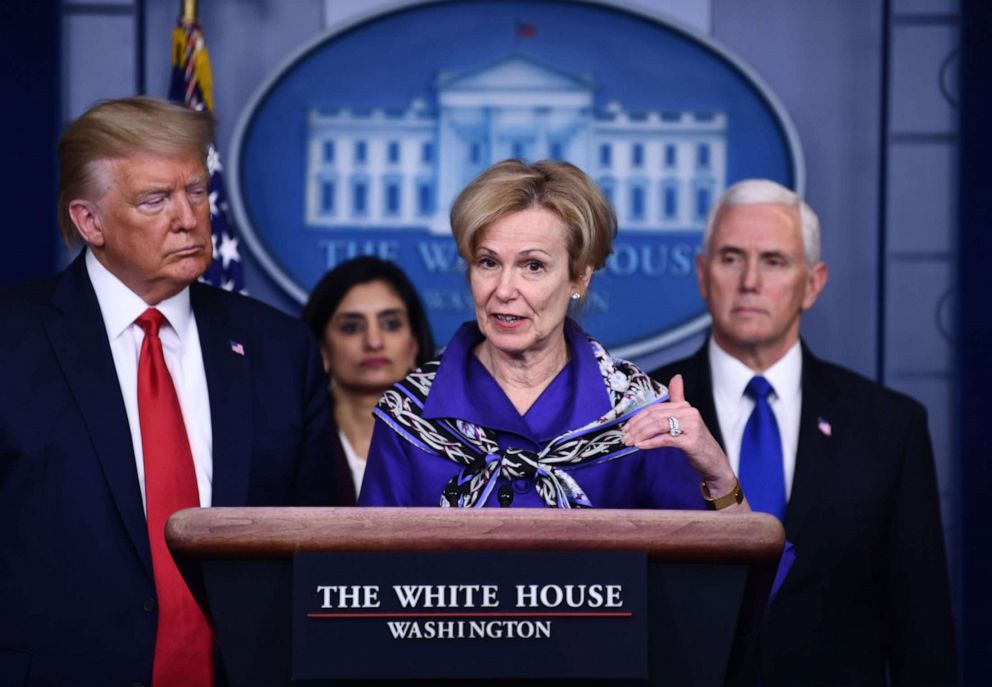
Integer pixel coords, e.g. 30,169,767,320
571,292,580,301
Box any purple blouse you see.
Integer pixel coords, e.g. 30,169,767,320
358,320,705,509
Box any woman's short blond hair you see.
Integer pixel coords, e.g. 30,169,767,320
57,96,216,247
450,159,617,279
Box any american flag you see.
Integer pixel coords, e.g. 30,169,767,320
169,18,246,294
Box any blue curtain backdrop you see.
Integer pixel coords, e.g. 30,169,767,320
0,0,59,287
959,0,992,682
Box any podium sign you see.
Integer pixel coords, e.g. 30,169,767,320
292,550,647,680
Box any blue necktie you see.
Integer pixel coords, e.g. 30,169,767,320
739,376,786,520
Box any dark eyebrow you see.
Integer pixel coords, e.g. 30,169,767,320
336,308,406,320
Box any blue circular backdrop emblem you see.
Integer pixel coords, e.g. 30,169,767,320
229,0,802,357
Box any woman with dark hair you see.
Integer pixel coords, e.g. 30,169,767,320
302,256,434,505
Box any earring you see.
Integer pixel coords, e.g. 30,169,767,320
571,292,581,301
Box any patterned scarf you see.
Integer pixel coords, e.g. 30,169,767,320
373,334,668,509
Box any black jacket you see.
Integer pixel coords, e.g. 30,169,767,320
651,341,957,686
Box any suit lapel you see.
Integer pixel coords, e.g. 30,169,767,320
44,255,153,576
192,284,252,506
783,347,837,541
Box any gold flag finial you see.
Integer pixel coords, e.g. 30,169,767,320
181,0,197,22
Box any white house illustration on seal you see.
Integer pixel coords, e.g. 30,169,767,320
305,53,726,234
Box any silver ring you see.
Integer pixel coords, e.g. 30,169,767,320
668,416,682,437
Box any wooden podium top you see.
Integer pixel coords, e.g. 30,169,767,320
167,507,783,564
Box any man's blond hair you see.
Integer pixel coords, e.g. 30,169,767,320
57,96,215,246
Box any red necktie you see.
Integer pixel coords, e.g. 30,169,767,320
136,308,213,686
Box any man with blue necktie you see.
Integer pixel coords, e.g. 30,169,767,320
650,179,956,686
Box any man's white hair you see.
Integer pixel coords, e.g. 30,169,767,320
702,179,821,265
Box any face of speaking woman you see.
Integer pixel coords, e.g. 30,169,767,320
470,205,593,375
321,279,420,396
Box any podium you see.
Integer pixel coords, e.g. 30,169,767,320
167,508,783,686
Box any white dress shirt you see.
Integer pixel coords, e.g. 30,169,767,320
708,337,802,499
338,430,367,498
86,251,213,511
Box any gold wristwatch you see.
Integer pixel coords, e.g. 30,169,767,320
700,478,744,510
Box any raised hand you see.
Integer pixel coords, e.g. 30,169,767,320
623,374,745,508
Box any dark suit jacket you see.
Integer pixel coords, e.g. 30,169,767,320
328,405,357,506
652,342,957,686
0,254,334,686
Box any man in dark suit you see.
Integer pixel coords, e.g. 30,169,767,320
0,97,333,686
651,179,956,686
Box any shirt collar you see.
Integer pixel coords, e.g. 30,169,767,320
708,336,802,404
85,249,193,341
423,319,610,440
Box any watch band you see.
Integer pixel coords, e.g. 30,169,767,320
700,477,744,510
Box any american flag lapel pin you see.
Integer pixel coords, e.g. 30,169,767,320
817,416,832,437
230,340,245,356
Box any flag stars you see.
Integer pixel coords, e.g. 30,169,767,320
206,145,222,175
217,232,241,269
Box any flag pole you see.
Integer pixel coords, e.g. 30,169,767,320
181,0,197,22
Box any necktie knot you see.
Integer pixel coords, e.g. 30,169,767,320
745,375,774,402
136,308,166,338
